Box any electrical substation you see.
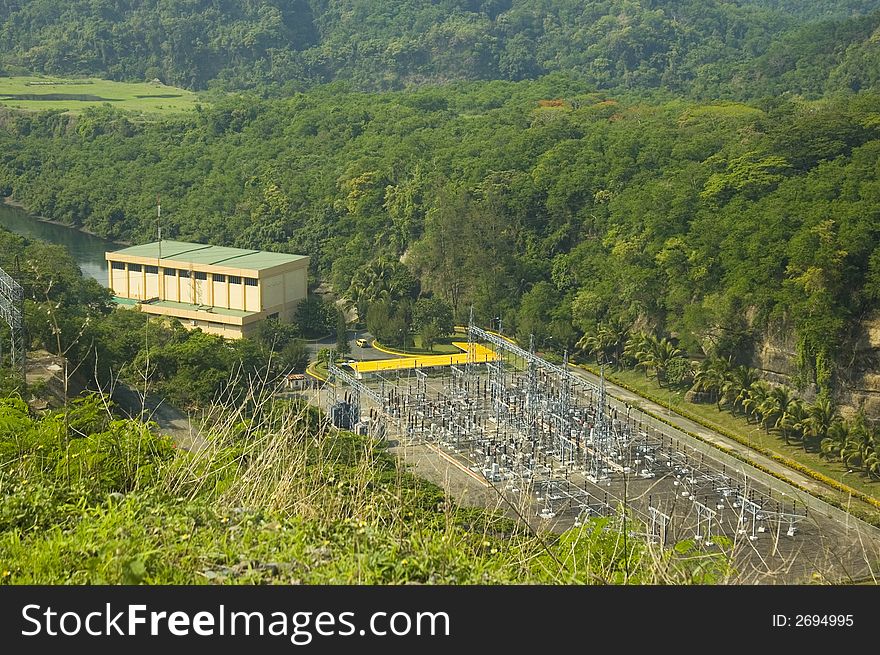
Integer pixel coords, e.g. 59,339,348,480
323,317,880,583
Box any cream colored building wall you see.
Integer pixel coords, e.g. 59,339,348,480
194,277,211,306
111,267,127,296
179,275,193,304
229,281,244,311
129,268,145,300
262,274,284,308
212,278,229,309
283,268,308,321
145,271,159,299
187,319,243,339
284,269,307,304
138,304,250,340
257,269,306,322
163,272,179,302
245,282,260,312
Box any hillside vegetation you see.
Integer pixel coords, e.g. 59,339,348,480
2,0,880,589
0,393,730,584
0,1,878,96
2,82,878,398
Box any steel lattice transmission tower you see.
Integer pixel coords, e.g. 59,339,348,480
0,263,25,385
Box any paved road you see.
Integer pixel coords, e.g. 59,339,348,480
303,329,388,363
110,381,207,452
566,363,880,532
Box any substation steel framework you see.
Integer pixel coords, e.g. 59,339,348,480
323,318,809,548
0,264,25,384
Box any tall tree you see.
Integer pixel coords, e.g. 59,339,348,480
335,310,350,357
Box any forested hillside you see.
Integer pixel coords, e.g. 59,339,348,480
3,0,880,598
1,1,879,96
2,79,879,399
1,1,879,406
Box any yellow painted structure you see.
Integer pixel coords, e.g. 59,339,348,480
350,342,498,376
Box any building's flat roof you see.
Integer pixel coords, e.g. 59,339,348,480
143,298,257,318
113,295,259,319
107,240,307,271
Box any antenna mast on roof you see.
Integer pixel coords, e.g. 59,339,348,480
156,194,163,301
157,194,162,261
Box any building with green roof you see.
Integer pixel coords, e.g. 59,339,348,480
106,240,309,339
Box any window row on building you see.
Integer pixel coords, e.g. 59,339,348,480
111,261,257,286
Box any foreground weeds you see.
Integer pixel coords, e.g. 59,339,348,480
0,393,731,584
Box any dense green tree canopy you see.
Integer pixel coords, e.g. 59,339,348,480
2,79,878,392
1,2,879,397
1,1,879,96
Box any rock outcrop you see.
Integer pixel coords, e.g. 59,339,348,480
750,314,880,421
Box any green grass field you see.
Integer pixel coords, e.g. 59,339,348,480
0,76,200,115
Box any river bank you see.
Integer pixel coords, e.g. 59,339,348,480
0,199,122,285
1,196,131,244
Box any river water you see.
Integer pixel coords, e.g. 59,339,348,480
0,202,119,286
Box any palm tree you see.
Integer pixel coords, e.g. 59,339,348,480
624,332,652,373
639,337,684,386
343,282,370,320
864,436,880,479
743,381,771,426
804,397,839,452
577,325,614,365
720,366,759,415
778,399,809,448
821,420,848,461
767,386,797,444
840,426,868,469
345,257,410,321
837,413,873,471
691,358,730,404
359,260,387,301
578,317,631,367
604,316,630,366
